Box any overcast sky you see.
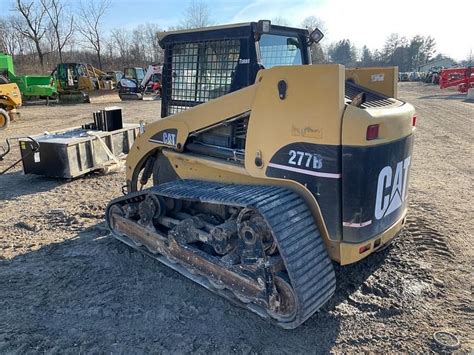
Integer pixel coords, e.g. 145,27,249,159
3,0,473,61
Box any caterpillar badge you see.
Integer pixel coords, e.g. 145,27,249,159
105,20,416,329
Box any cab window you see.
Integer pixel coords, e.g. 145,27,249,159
136,68,145,81
258,34,303,68
124,68,135,80
168,39,240,115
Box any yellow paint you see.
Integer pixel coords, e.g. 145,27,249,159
343,103,416,146
124,64,415,264
339,210,407,265
346,67,398,98
0,83,22,110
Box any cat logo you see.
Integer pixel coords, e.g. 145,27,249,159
162,132,176,146
375,156,411,220
149,128,178,147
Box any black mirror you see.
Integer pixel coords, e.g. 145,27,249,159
287,38,300,49
309,28,324,44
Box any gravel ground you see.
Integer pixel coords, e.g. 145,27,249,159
0,84,472,353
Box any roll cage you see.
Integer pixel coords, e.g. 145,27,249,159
159,21,311,117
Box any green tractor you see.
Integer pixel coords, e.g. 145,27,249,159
0,52,58,103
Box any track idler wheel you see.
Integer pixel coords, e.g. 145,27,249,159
267,274,297,322
138,195,165,227
108,205,125,229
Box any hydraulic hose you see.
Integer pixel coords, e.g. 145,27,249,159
0,136,40,175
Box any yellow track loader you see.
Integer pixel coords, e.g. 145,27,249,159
0,76,22,130
106,21,416,329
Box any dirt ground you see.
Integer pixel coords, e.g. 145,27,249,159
0,84,472,353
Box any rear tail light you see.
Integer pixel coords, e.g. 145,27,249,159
366,124,379,140
412,115,417,126
359,244,371,254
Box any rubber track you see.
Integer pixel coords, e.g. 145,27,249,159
106,180,336,328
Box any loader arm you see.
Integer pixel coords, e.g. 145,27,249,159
140,65,163,89
125,85,255,180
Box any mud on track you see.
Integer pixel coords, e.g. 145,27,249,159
0,85,472,353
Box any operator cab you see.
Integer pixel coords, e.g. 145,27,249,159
124,67,146,82
159,20,323,117
53,63,89,89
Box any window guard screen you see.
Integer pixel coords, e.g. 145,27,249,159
165,39,241,115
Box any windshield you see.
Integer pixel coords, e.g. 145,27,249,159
136,69,145,81
124,68,135,80
258,34,303,68
124,68,145,81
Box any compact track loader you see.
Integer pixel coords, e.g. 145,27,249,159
106,21,416,329
118,65,162,100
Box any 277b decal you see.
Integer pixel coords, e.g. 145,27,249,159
288,150,323,169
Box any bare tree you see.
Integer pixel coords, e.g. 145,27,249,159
301,16,326,34
40,0,74,63
180,0,213,29
0,18,8,53
130,26,147,65
144,23,163,63
111,28,131,61
44,21,57,53
12,0,48,69
2,16,29,56
110,23,163,68
77,0,110,69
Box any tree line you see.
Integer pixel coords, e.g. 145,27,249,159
325,34,437,71
271,16,442,71
0,0,452,76
0,0,165,74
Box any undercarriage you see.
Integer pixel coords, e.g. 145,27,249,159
106,180,336,329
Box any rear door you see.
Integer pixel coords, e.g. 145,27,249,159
341,87,415,242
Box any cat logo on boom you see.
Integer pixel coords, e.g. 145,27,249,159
149,129,177,147
375,156,411,220
162,132,176,146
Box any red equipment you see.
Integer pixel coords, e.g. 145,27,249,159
439,67,474,93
